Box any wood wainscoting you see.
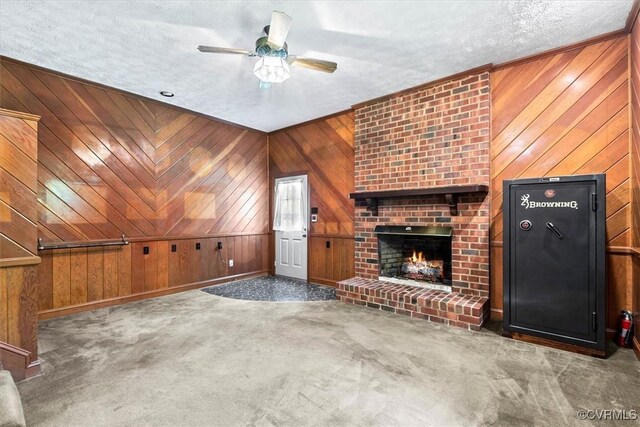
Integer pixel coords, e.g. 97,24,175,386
37,234,269,319
309,236,355,287
0,258,41,381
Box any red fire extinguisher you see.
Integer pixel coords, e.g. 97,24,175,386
616,310,634,347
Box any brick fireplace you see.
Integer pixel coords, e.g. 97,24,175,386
337,70,492,330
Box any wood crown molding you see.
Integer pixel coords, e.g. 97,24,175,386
0,55,265,134
350,28,629,112
0,108,40,122
269,109,354,134
492,29,627,71
625,0,640,33
351,63,493,110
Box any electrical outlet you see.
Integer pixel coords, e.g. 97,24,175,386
228,259,234,267
143,246,149,255
217,241,223,250
171,244,177,252
195,242,201,250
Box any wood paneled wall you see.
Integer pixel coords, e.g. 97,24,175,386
0,57,270,317
0,108,41,379
269,112,355,285
0,109,39,257
490,35,632,330
630,11,640,358
0,58,269,242
37,235,268,318
0,264,38,360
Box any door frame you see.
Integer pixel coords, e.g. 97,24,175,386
502,174,606,351
272,173,310,281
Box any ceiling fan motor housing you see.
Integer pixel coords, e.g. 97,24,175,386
255,36,288,58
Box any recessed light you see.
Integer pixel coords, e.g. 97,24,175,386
160,91,174,97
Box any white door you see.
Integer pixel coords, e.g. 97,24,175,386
274,175,308,280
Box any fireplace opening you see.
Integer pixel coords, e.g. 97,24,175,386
375,225,452,291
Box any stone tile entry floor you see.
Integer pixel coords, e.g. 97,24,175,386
201,275,336,301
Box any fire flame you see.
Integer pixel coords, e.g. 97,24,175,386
411,250,424,263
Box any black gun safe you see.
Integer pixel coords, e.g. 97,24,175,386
503,174,606,354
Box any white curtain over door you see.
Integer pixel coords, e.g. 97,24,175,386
273,179,307,232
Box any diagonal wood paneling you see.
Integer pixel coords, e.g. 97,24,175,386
269,112,355,285
489,35,632,329
0,109,39,256
269,112,355,237
0,58,269,241
491,36,630,246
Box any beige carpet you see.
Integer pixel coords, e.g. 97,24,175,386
17,289,640,426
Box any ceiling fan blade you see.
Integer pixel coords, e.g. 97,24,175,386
267,11,292,49
287,56,337,73
198,46,254,56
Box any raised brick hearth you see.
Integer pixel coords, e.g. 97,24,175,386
343,70,492,330
337,278,489,330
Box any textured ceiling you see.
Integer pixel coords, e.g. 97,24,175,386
0,1,634,132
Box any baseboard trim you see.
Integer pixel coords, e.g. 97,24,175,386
634,337,640,361
503,331,606,358
0,342,40,382
38,271,268,320
309,277,339,288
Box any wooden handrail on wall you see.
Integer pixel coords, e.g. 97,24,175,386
37,235,129,251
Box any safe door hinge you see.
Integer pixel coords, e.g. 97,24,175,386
592,312,598,331
591,193,598,211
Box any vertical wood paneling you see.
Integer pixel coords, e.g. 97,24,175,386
156,241,169,289
103,248,119,299
143,241,158,292
308,236,355,286
167,241,180,287
490,35,633,329
87,248,104,302
0,262,40,378
37,235,268,318
0,269,7,342
117,244,131,296
37,253,53,311
69,248,87,305
52,249,70,307
131,243,145,295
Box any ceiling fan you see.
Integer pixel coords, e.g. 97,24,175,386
198,11,337,88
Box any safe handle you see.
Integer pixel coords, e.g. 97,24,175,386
546,222,563,240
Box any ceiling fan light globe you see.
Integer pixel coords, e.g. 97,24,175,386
254,57,290,83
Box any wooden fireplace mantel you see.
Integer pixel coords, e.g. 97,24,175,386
349,184,489,216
